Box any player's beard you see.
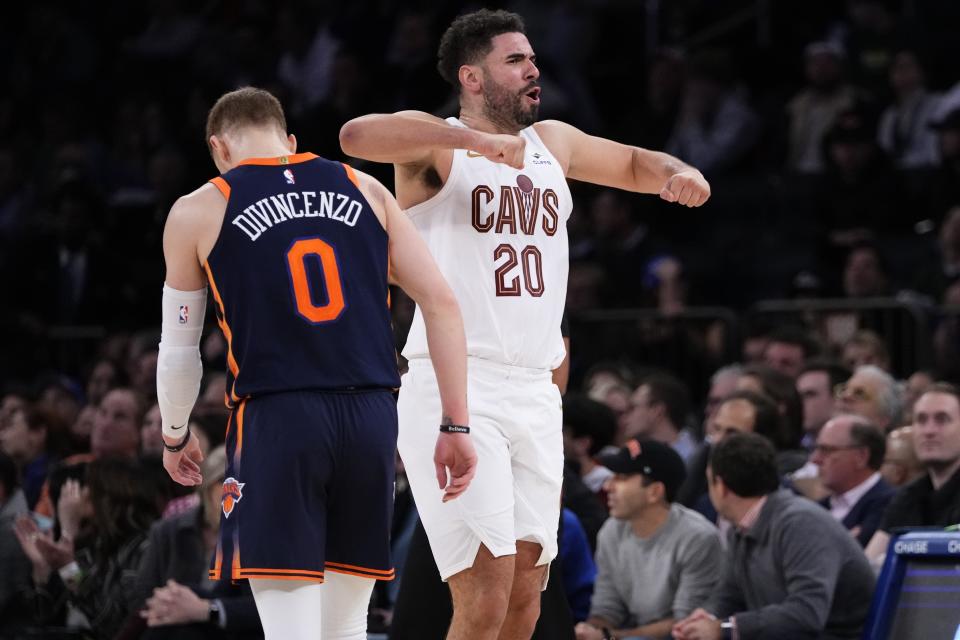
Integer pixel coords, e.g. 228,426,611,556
482,77,538,131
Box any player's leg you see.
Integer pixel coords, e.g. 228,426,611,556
501,371,565,640
323,390,399,637
497,541,548,640
398,360,519,639
446,545,515,640
214,394,334,638
321,572,377,640
249,578,323,640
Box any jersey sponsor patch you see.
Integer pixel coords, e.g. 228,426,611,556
221,477,245,518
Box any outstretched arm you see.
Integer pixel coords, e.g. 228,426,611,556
536,120,711,207
340,111,525,169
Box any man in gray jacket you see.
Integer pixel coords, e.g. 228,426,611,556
673,433,875,640
576,439,721,640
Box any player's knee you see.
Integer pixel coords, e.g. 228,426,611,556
454,586,510,630
508,585,541,625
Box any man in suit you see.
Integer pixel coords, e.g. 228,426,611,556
811,415,894,546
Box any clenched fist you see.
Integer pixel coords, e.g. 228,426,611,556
470,133,526,170
660,169,711,207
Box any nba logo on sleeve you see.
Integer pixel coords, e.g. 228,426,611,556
283,169,295,185
178,305,189,324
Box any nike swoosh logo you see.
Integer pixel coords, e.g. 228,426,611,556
169,424,185,430
465,151,484,158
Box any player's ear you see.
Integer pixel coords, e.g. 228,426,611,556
209,135,229,163
287,133,297,154
459,64,482,94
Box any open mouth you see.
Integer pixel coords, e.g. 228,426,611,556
524,87,541,103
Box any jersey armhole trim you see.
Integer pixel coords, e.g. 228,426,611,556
209,177,231,200
341,163,360,188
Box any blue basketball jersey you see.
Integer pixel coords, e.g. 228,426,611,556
203,153,400,406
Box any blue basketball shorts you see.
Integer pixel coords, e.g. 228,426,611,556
209,389,398,583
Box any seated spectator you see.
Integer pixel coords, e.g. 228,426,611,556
676,364,744,509
85,358,126,407
880,426,924,488
811,415,895,546
665,50,759,176
786,41,858,174
691,390,809,520
1,405,70,510
797,360,851,449
141,403,163,458
866,384,960,565
576,440,720,640
841,329,891,372
624,373,698,462
902,370,935,423
702,364,743,443
69,405,97,452
736,364,804,454
563,394,618,494
877,49,941,170
820,119,903,246
35,376,83,433
672,433,875,640
0,451,31,637
35,387,146,517
134,446,262,639
762,326,821,380
835,364,902,431
14,457,160,639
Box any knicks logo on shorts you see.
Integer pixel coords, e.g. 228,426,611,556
221,477,246,518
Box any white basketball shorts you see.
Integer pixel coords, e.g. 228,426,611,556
397,357,563,583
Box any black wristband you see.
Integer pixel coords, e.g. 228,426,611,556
601,627,614,640
163,424,191,452
439,424,470,434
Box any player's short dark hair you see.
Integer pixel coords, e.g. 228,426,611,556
437,9,526,87
709,432,780,497
562,394,617,457
206,87,287,147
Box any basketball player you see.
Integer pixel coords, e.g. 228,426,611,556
157,87,477,640
340,9,710,640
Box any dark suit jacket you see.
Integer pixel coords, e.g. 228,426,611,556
819,477,896,547
134,506,262,639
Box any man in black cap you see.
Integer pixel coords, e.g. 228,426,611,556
575,439,721,640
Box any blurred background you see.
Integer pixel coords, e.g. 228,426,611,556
2,0,960,392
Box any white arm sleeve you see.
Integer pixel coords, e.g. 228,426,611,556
157,285,207,439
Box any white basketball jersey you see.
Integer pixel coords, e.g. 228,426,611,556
402,118,572,370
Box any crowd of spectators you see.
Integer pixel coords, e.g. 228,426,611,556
2,0,960,639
